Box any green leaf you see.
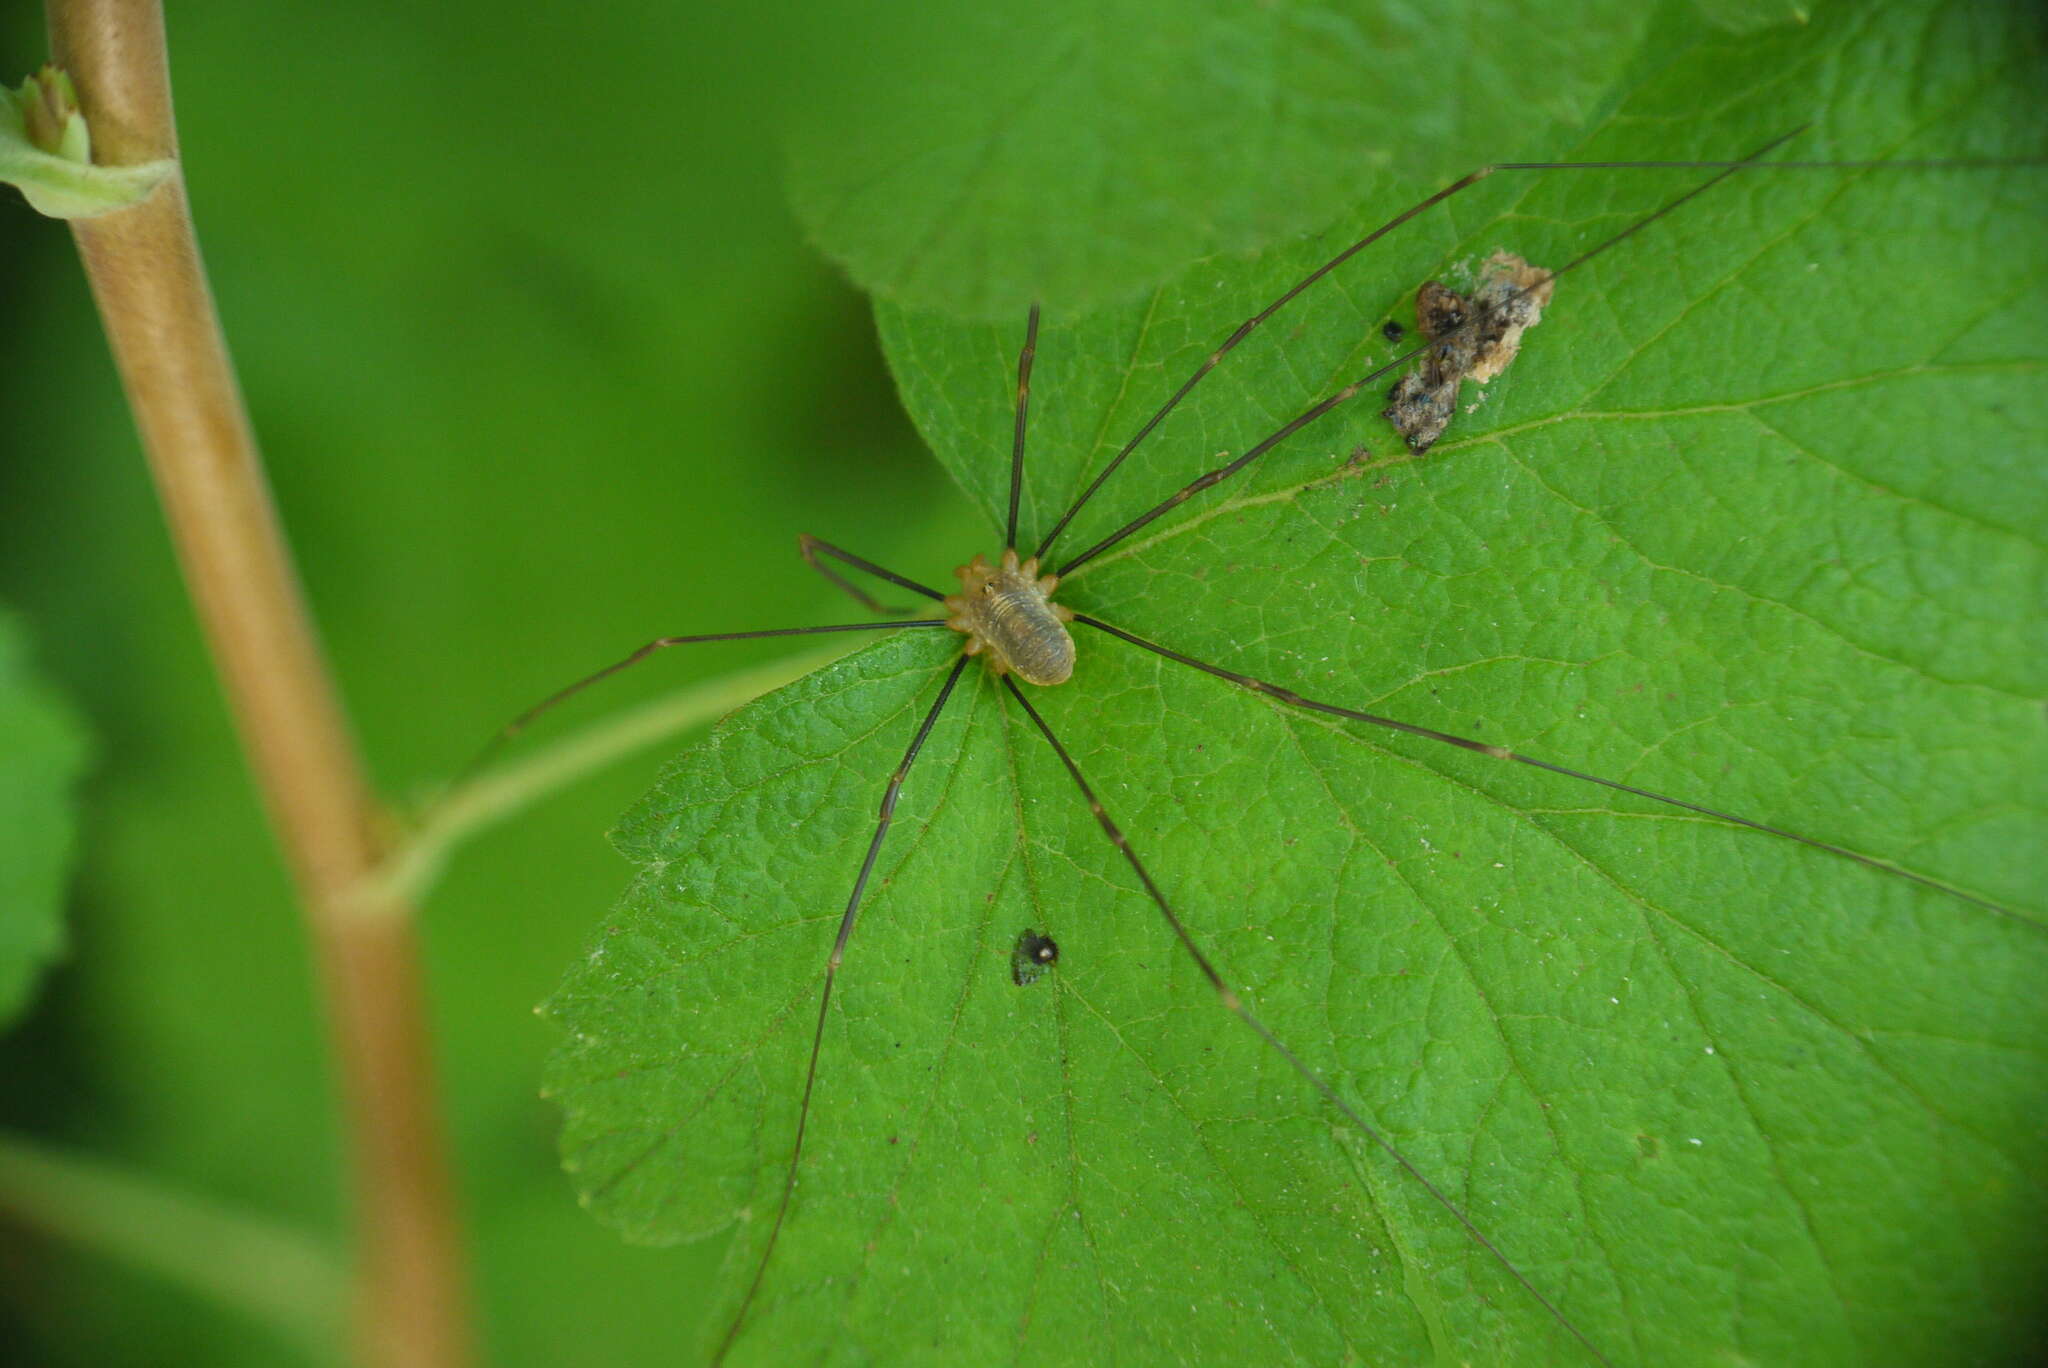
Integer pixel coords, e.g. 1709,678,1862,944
785,0,1659,319
549,6,2047,1363
0,608,91,1029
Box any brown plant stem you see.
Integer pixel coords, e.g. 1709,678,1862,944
45,3,471,1365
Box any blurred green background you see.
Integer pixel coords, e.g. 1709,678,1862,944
0,3,986,1363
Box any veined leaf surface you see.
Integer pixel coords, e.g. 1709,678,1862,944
548,7,2047,1363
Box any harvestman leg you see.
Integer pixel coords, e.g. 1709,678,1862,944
798,533,947,616
1031,162,1519,559
716,655,974,1363
1007,304,1041,550
721,306,1048,1358
1074,614,2016,917
451,530,951,786
999,677,1614,1367
455,616,951,784
1047,130,1806,577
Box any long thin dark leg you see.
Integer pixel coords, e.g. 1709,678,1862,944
458,620,949,785
1007,304,1041,551
1033,147,2048,567
797,533,948,610
1076,614,2021,920
1053,129,1805,577
1028,145,1988,565
1000,677,1612,1367
1031,166,1500,561
798,534,909,615
716,656,973,1364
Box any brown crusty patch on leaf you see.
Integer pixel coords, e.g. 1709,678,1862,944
1383,252,1554,453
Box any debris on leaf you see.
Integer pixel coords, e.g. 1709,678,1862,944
1382,252,1554,453
1010,928,1059,986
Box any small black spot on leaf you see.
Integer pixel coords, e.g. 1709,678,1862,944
1011,929,1060,986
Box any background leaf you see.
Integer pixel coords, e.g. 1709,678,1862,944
0,607,89,1029
785,0,1661,319
550,5,2047,1364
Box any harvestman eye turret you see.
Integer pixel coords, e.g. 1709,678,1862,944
472,129,2039,1367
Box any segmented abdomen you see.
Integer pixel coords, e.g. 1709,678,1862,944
980,588,1074,686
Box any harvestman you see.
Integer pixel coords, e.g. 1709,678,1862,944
493,133,2030,1365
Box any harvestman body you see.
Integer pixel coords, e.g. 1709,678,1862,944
491,131,2035,1366
945,549,1075,686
